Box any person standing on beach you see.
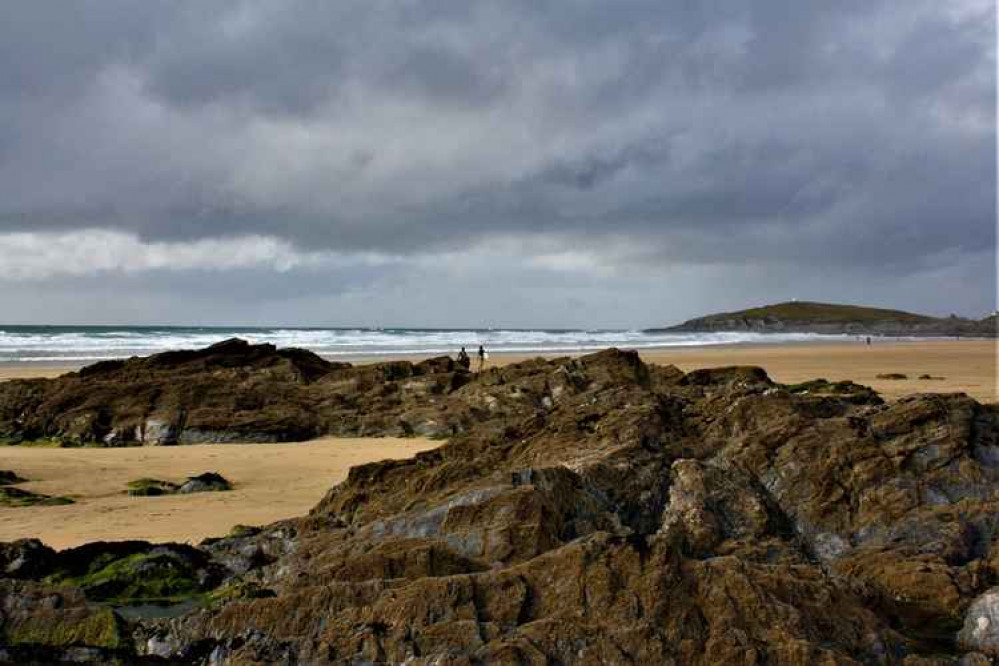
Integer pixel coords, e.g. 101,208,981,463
477,345,486,372
457,347,470,370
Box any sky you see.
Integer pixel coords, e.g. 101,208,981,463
0,1,994,328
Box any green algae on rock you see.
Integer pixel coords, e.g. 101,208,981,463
45,543,221,604
125,478,179,496
0,486,74,507
126,473,232,496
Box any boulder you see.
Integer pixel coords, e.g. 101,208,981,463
959,588,999,656
126,478,179,496
178,472,232,494
0,539,56,579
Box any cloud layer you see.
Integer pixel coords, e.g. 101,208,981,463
0,1,994,325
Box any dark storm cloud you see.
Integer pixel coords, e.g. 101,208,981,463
0,0,993,321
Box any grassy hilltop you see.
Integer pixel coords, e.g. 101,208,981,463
659,300,996,337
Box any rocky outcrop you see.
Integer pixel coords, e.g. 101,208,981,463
660,301,998,338
0,338,476,446
1,346,998,663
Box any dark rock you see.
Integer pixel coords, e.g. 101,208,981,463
0,580,127,652
681,364,772,387
178,472,232,494
43,541,224,604
0,487,74,507
125,478,178,496
0,470,25,485
783,377,882,405
0,339,481,445
0,539,56,579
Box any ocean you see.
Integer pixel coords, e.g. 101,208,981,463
0,325,853,364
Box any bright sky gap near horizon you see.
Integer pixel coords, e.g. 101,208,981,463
0,2,994,328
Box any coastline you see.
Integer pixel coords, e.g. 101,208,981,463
1,338,994,402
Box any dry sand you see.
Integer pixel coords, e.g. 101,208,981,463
637,340,997,403
0,437,438,549
0,366,72,381
0,339,993,549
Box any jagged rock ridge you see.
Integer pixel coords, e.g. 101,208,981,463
1,346,999,664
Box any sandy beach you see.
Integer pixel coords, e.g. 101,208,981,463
637,340,997,403
0,437,437,549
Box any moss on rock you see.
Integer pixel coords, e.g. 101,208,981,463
125,478,179,496
0,486,74,507
46,545,218,604
206,579,276,606
0,437,65,448
3,606,125,649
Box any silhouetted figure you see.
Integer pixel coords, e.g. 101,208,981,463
865,337,871,346
477,345,486,372
456,346,470,370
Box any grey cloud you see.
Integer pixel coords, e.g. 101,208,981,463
0,0,993,322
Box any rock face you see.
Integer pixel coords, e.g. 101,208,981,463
1,346,998,664
659,300,998,338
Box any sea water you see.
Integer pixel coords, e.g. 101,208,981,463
0,325,855,364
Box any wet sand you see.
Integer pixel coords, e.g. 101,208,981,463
0,437,438,549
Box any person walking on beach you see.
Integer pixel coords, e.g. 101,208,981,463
456,346,470,370
477,345,487,372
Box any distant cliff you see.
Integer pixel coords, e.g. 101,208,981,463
656,301,998,337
